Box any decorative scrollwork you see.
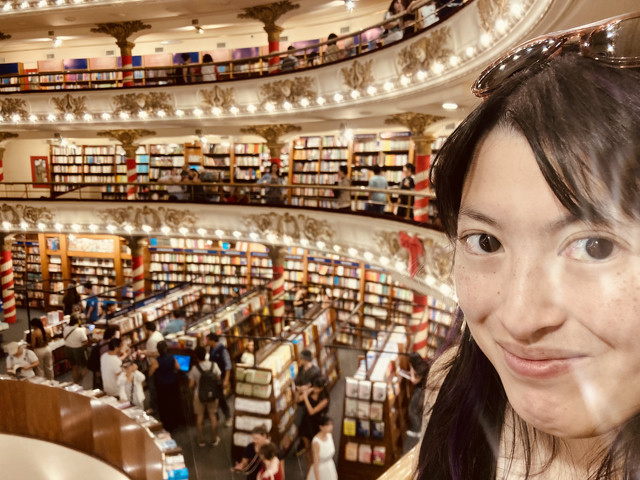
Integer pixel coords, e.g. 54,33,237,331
259,77,317,106
97,206,197,230
397,27,452,76
0,204,54,226
238,1,300,38
0,98,28,120
477,0,510,32
111,92,173,116
240,124,302,147
52,94,88,117
340,60,374,91
244,212,334,243
200,86,235,110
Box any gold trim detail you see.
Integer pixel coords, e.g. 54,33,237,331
52,94,88,117
240,124,302,146
112,92,173,116
340,60,374,91
244,212,334,243
0,98,28,119
97,129,155,150
238,1,300,40
0,204,54,226
97,206,197,230
259,78,317,106
90,21,151,54
200,86,235,110
385,113,444,155
0,132,19,144
397,27,453,76
477,0,510,32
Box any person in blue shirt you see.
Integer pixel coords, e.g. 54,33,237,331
84,282,99,323
366,165,388,214
207,333,233,426
256,162,285,205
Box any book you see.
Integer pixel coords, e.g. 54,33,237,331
358,444,372,464
345,442,358,462
372,446,386,466
372,382,386,401
357,400,370,419
346,377,359,397
370,402,383,421
371,421,385,439
345,398,357,417
358,379,372,400
343,417,356,436
356,419,370,438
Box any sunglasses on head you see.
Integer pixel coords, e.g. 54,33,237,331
472,11,640,98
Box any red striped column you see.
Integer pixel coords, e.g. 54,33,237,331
129,236,148,302
126,156,137,200
265,26,284,72
398,232,428,356
268,246,286,334
413,135,435,223
1,235,16,324
121,54,134,87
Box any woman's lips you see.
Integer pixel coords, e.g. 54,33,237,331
500,345,585,379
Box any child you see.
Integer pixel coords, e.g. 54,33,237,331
118,361,146,408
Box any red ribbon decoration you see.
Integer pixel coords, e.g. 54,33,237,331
398,231,423,278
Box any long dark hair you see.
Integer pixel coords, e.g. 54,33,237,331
418,54,640,479
30,318,48,346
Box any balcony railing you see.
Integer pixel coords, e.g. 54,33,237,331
0,0,472,93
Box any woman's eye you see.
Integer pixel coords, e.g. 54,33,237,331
462,234,502,254
563,237,615,261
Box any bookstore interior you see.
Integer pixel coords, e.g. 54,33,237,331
0,0,631,479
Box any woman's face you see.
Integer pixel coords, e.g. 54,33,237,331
393,0,403,12
252,433,267,447
454,128,640,438
320,421,333,434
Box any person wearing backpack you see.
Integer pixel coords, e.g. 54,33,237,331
188,345,222,447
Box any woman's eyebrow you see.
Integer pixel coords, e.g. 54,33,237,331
458,207,499,228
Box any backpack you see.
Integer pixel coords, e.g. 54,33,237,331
87,343,102,372
195,362,222,403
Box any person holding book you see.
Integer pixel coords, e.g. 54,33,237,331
118,360,145,408
306,415,337,480
233,425,270,480
417,13,640,479
300,376,330,469
5,342,39,379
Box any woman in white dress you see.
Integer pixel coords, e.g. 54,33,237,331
307,415,337,480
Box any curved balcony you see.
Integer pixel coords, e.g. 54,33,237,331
0,0,562,137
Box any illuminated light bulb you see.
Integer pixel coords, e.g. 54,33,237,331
64,112,74,121
316,96,326,105
175,109,184,117
229,106,239,115
47,113,57,122
106,224,116,233
3,2,13,11
71,223,81,232
11,114,20,122
215,229,224,237
197,228,206,236
55,0,64,4
283,235,292,245
300,98,310,107
425,274,436,286
157,109,166,118
333,245,341,253
20,221,28,230
119,111,130,120
395,260,405,271
193,108,203,117
416,70,427,81
54,223,63,231
400,75,410,87
380,256,389,266
142,225,152,233
264,102,275,112
123,224,133,233
495,18,507,34
366,85,377,95
364,251,373,261
29,114,38,122
37,222,46,230
333,92,343,103
232,231,242,238
2,221,11,230
383,81,394,92
283,101,292,111
480,33,492,47
161,226,170,235
247,104,257,113
432,62,444,74
449,55,460,67
300,238,310,247
179,227,188,235
442,102,458,110
266,232,277,243
343,128,353,141
83,113,93,121
465,46,475,58
19,1,28,9
88,224,98,232
510,1,523,16
138,110,148,119
316,241,326,249
350,89,360,99
38,0,46,6
249,232,259,240
441,284,453,297
101,112,111,120
348,248,358,257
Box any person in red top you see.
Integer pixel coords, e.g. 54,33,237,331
257,442,282,480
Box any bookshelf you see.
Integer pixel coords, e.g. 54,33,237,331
0,62,25,92
11,235,44,308
234,142,269,182
204,143,233,182
338,328,410,480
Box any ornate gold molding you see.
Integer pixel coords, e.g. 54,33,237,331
97,206,197,230
238,1,300,41
90,21,151,53
244,212,334,243
97,129,155,150
200,86,235,110
240,124,301,146
397,27,453,76
0,132,19,144
0,98,28,119
0,204,54,226
267,245,287,266
112,92,173,116
385,113,443,155
340,60,374,91
128,235,149,254
477,0,509,32
259,77,316,106
52,94,88,117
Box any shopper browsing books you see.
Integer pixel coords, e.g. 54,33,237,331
257,442,282,480
306,415,337,480
101,338,124,397
118,361,145,408
300,376,330,469
207,333,233,427
63,313,89,385
233,425,270,480
5,342,39,379
29,318,54,380
149,341,182,432
188,346,221,447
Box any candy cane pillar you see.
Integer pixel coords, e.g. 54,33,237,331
412,134,436,223
266,25,284,72
124,145,138,200
1,234,17,324
268,246,286,334
399,232,428,356
129,236,148,302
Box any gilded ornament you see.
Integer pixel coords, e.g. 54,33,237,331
397,27,453,76
97,206,197,230
200,86,235,110
0,98,28,119
52,94,88,117
0,132,18,143
0,204,54,226
90,21,151,52
238,1,300,39
111,92,173,116
477,0,510,32
340,60,374,91
240,124,301,147
259,77,316,105
97,129,155,149
244,212,334,243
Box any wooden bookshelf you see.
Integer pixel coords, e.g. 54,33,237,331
11,234,44,308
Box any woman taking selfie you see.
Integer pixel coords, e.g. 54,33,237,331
417,12,640,479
